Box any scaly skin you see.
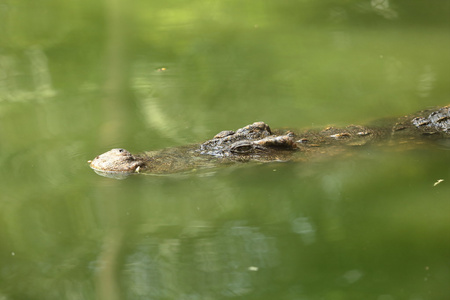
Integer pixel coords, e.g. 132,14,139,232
89,105,450,177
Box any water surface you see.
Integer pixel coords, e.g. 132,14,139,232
1,1,450,299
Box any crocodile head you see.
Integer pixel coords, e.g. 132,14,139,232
89,148,145,175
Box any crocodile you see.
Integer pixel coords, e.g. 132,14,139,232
89,105,450,178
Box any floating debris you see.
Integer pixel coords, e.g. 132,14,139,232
433,179,444,186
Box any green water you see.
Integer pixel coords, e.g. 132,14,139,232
1,0,450,299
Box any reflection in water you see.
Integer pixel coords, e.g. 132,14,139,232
342,269,363,284
370,0,398,19
25,46,57,99
291,217,316,245
417,65,436,98
123,222,279,299
96,230,123,300
132,61,186,143
0,46,56,102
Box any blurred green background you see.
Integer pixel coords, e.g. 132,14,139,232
1,0,450,299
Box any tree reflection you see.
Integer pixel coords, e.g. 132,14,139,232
123,222,280,299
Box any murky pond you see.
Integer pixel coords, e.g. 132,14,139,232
1,1,450,299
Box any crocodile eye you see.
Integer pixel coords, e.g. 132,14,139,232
231,143,254,154
113,148,130,156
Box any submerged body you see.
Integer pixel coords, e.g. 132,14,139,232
89,105,450,178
